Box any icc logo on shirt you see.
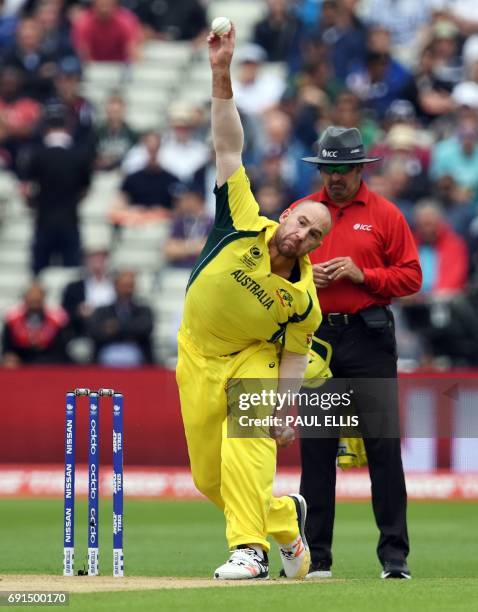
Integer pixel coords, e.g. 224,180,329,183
353,223,372,231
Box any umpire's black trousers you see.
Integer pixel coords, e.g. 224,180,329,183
300,311,409,567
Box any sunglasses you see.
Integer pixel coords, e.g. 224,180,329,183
319,164,357,175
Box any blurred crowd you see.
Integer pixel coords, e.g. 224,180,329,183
2,0,478,368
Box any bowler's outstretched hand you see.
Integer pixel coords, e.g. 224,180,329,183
208,23,236,70
270,424,296,448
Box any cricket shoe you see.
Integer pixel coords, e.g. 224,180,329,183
306,561,332,579
278,494,310,579
214,546,269,580
381,560,411,580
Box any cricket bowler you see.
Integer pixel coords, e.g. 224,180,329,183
176,23,332,580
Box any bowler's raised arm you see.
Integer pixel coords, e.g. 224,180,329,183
208,24,244,187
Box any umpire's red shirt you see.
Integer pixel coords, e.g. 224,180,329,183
293,181,422,314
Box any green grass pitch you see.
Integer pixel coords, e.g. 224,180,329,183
0,498,477,610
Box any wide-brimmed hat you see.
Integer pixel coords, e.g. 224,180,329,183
302,126,381,165
386,124,417,150
168,102,197,126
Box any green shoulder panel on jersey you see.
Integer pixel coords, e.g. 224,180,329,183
186,227,261,291
213,166,266,232
213,175,235,230
187,166,269,291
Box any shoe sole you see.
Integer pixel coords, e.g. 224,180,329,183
381,571,411,579
287,493,310,579
305,570,332,579
214,573,270,580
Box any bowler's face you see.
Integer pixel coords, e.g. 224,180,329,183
275,202,331,258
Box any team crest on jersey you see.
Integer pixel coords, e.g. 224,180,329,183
249,246,262,259
240,245,263,269
276,288,293,307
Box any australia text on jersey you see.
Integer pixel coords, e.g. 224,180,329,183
230,270,274,310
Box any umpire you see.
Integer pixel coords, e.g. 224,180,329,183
295,127,422,580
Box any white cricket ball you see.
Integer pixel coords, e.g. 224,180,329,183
211,16,231,37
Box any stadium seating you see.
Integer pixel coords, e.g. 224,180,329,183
38,267,83,306
0,1,262,364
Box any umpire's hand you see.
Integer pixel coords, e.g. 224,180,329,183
313,257,364,287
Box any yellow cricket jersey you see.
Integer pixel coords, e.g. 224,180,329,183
180,165,322,357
